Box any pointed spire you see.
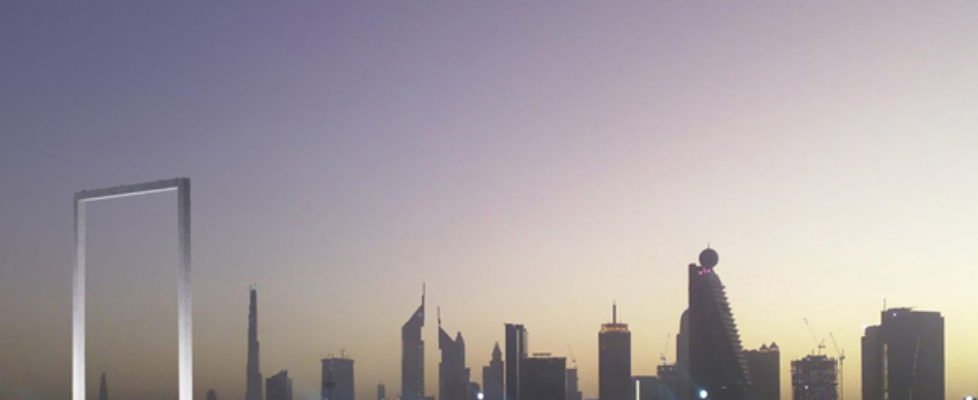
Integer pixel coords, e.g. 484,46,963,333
613,301,618,324
438,306,442,328
422,282,426,306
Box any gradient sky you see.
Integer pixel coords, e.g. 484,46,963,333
2,2,978,400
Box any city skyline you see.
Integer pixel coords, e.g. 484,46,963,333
2,2,978,400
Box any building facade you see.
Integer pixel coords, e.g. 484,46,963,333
483,343,505,400
791,355,836,400
861,308,944,400
322,357,355,400
566,368,583,400
266,370,293,400
633,376,662,400
505,324,528,400
687,248,752,400
599,303,632,400
744,343,780,400
402,287,426,400
439,314,471,400
246,286,263,400
520,354,566,400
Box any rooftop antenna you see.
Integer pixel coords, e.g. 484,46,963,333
422,283,426,305
437,306,442,328
613,301,618,323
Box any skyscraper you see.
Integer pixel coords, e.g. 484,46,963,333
687,248,752,400
791,355,837,400
744,343,780,400
322,357,356,400
247,285,263,400
439,310,471,400
98,372,108,400
520,354,566,400
504,324,528,400
377,383,386,400
599,303,632,400
207,390,218,400
266,370,293,400
861,308,944,400
402,286,426,400
565,367,582,400
482,343,504,400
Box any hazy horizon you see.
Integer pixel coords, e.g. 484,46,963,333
2,2,977,400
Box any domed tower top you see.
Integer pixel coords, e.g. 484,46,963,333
699,247,718,269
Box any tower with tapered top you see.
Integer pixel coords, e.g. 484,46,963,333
402,285,426,400
687,248,752,400
247,285,263,400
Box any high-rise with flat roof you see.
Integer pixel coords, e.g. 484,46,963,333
599,303,632,400
520,354,566,400
322,357,355,400
744,343,780,400
861,308,944,400
505,324,528,400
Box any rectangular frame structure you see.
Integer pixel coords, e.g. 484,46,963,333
73,178,192,400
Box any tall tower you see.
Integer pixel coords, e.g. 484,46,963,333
402,285,426,400
504,324,528,400
599,302,632,400
861,308,944,400
378,383,386,400
482,343,505,400
98,372,108,400
687,248,752,400
247,285,263,400
439,310,471,400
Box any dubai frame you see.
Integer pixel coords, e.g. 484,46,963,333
73,178,192,400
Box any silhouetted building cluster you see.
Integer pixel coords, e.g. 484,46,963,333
217,248,946,400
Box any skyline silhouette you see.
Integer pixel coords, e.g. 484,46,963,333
2,2,978,400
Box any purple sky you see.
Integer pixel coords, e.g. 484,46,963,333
2,2,978,400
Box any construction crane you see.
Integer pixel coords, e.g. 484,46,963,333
829,332,846,400
803,318,826,355
660,334,671,366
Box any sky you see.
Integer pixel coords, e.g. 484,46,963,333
1,1,978,400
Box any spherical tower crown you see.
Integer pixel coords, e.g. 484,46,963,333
699,248,718,269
